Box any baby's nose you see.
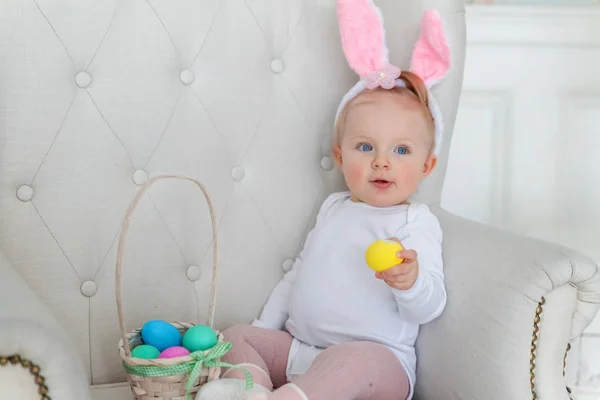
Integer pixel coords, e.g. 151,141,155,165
372,154,390,169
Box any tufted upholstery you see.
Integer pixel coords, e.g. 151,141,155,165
2,1,600,400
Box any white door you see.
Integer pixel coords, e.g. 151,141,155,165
441,5,600,399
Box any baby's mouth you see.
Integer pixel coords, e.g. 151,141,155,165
371,179,393,188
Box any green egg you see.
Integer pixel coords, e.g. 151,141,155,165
182,325,218,352
131,344,160,359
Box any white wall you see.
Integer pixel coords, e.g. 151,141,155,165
442,5,600,399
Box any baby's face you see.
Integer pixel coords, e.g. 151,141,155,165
333,91,437,207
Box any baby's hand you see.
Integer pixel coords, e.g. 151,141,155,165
375,238,418,290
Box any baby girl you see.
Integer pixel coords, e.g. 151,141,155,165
197,2,451,399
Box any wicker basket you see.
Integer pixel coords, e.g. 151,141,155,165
115,174,231,400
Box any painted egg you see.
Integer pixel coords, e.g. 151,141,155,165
141,320,182,352
182,325,218,352
365,240,404,272
158,346,191,359
131,344,160,359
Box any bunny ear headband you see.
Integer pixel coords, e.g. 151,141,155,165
335,0,451,156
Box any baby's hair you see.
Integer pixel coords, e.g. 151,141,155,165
333,70,436,152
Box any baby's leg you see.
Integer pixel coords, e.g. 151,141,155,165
255,341,410,400
220,324,294,390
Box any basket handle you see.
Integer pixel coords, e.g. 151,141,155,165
115,174,219,357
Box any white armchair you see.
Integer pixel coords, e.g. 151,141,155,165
416,209,600,399
0,0,598,400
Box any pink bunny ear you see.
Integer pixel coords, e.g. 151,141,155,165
410,10,450,86
337,0,401,89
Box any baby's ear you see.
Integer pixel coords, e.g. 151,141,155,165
423,154,437,177
333,146,343,167
409,10,451,88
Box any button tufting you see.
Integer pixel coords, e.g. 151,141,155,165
320,156,334,171
270,58,284,74
180,69,195,85
282,259,294,273
16,185,34,202
80,281,97,297
186,265,201,282
75,71,92,88
132,169,148,186
231,165,245,182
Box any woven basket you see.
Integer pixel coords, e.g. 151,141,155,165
115,174,229,400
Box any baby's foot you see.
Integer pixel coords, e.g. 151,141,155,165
248,384,308,400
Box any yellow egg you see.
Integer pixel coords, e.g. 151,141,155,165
365,240,404,272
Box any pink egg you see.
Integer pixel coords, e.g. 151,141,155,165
158,346,191,359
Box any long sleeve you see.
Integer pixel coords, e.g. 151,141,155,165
251,262,299,330
392,207,446,325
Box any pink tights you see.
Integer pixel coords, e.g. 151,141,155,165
221,325,410,400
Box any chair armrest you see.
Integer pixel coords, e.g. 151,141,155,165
0,250,92,400
413,208,600,400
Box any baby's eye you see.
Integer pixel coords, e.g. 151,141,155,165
395,146,410,155
358,143,373,152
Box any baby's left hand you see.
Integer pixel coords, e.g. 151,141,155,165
375,239,419,290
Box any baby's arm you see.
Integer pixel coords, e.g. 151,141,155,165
252,192,341,330
390,208,446,325
251,263,299,330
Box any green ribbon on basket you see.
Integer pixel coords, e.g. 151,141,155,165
123,341,253,400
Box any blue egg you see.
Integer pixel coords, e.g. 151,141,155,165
141,320,182,352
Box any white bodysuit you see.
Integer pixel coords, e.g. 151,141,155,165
252,191,446,400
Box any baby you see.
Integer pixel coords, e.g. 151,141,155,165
197,3,451,400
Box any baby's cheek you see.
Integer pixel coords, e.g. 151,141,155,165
397,166,419,188
346,162,365,183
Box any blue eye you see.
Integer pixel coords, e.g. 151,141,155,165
358,144,373,152
395,146,409,155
